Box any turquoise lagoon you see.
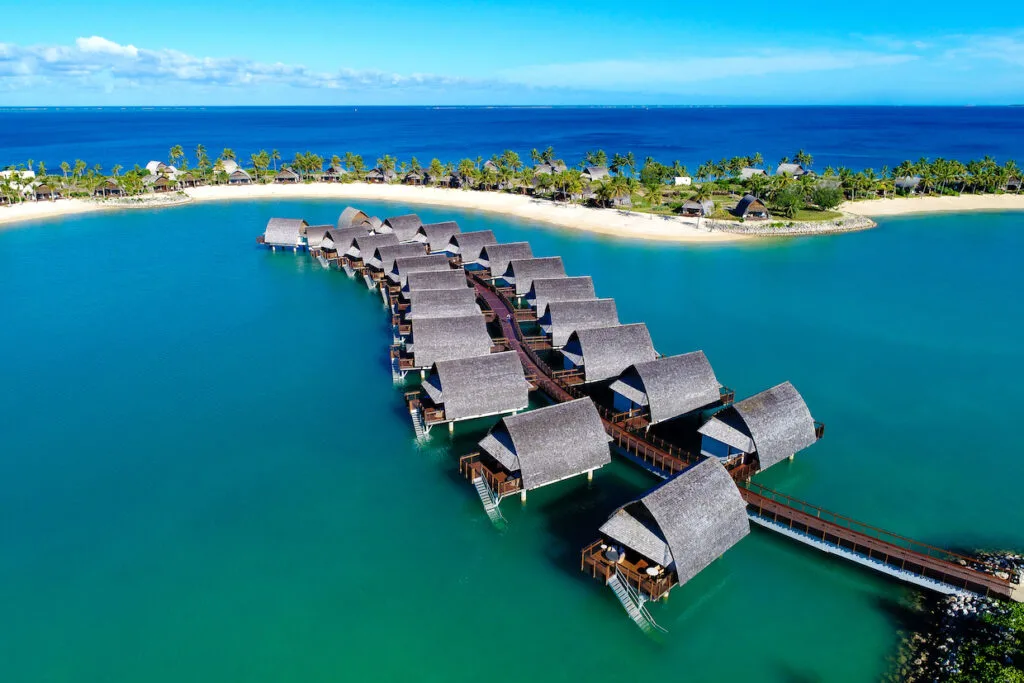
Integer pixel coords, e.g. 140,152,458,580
1,201,1022,682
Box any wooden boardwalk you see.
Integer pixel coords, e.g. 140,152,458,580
472,274,1021,601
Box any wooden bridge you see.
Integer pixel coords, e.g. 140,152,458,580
471,273,1022,602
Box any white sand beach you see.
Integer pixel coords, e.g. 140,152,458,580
840,193,1024,217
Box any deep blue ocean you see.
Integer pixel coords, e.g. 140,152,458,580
1,106,1021,173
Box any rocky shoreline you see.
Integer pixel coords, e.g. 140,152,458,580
707,211,876,236
94,192,193,209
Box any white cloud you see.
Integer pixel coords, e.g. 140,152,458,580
75,36,139,58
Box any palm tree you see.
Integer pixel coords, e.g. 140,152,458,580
73,159,86,181
752,152,764,169
37,161,47,178
694,183,713,202
60,161,70,181
271,149,280,172
530,148,542,165
110,164,121,177
194,144,206,167
222,148,236,161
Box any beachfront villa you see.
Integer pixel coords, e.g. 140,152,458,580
680,199,714,217
477,241,533,277
144,175,175,193
217,158,239,175
323,164,348,182
734,194,770,219
583,166,610,182
608,351,724,425
776,163,808,177
32,183,56,201
275,168,300,184
261,217,308,250
469,398,611,503
740,167,767,180
411,351,531,433
378,214,424,242
228,169,253,185
414,221,462,253
896,176,923,194
525,276,597,313
533,161,568,175
561,323,657,383
445,230,497,265
538,298,620,348
584,458,749,603
501,256,567,297
92,178,123,197
364,167,397,184
697,381,821,471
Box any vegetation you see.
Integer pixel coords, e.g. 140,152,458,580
2,145,1020,223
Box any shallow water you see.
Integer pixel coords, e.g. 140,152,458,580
1,201,1021,682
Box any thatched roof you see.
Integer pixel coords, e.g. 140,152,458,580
740,167,767,179
539,299,619,348
348,233,399,258
478,242,533,276
422,351,529,421
322,226,369,254
681,199,714,216
304,224,333,249
776,163,806,177
583,166,609,181
408,315,493,368
263,218,308,247
895,176,922,190
561,324,657,383
698,381,816,469
276,168,301,181
337,206,373,229
477,398,611,491
735,194,768,218
609,351,721,424
380,214,424,242
218,159,239,174
228,169,252,182
599,458,749,585
416,221,462,252
447,230,498,263
404,269,470,294
406,288,481,319
503,257,566,296
387,254,452,285
367,242,426,270
526,276,596,313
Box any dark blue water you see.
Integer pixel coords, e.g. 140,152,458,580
2,106,1021,174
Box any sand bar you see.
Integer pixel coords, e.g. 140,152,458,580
840,194,1024,217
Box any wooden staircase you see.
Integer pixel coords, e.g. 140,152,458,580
607,569,665,635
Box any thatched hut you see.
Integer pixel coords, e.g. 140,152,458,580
321,226,369,258
402,270,471,299
337,206,373,229
93,178,123,197
275,168,300,184
734,194,769,219
364,167,396,184
740,167,767,180
526,276,596,313
304,224,333,252
446,230,498,263
776,163,807,177
365,242,427,272
698,381,820,471
228,169,252,185
539,299,619,348
609,351,722,424
347,233,399,261
474,398,611,500
324,164,348,182
379,214,424,242
402,315,494,369
262,218,308,249
386,254,452,287
680,199,714,217
415,221,462,253
477,242,533,276
592,458,749,599
405,288,481,320
583,166,610,182
502,256,566,296
419,351,530,426
33,183,56,201
561,324,656,383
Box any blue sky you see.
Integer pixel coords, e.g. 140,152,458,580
1,0,1022,105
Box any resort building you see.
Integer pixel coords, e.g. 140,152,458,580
274,168,300,184
410,351,531,434
561,323,657,383
538,299,620,348
93,178,123,197
378,214,424,242
218,158,240,175
404,288,481,320
364,167,397,184
680,199,714,217
228,169,253,185
740,167,767,180
145,175,175,193
608,351,724,425
584,458,749,604
477,242,533,277
583,166,610,182
32,183,56,201
304,224,334,254
403,170,424,185
734,195,769,220
673,176,692,186
776,163,808,177
401,270,471,300
337,206,374,230
346,234,400,272
445,230,498,265
534,161,568,175
467,398,611,503
323,164,348,182
697,381,822,471
386,254,453,287
895,176,923,194
414,221,462,253
261,218,308,250
526,276,597,313
502,256,567,296
392,314,494,373
321,226,369,260
364,243,428,280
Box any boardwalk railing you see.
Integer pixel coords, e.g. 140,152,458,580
580,539,677,601
459,452,523,498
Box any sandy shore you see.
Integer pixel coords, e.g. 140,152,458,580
840,193,1024,217
0,183,743,244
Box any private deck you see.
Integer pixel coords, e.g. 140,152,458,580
581,539,677,601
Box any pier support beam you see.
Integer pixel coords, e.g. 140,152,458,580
587,469,594,482
448,421,454,434
520,489,527,503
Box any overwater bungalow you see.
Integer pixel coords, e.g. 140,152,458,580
561,323,657,384
776,163,808,177
446,230,498,265
583,166,610,182
374,213,423,242
697,381,822,472
734,194,769,220
345,233,400,274
275,168,300,184
526,276,597,313
304,224,333,255
583,458,749,607
414,221,462,253
608,351,726,425
477,242,533,278
364,243,428,286
410,351,531,434
93,178,123,197
321,226,369,261
401,269,471,300
539,299,620,348
228,169,253,185
502,257,567,297
392,314,494,374
337,206,374,229
261,218,309,251
740,167,767,180
404,288,481,320
324,164,348,182
680,199,714,217
464,398,611,504
386,253,453,289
